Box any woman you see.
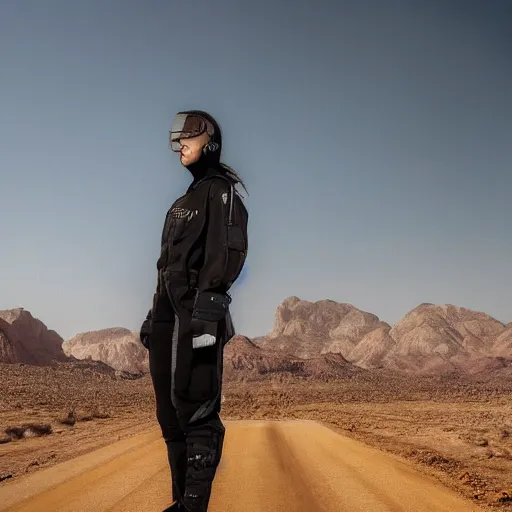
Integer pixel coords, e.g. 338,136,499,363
140,110,248,512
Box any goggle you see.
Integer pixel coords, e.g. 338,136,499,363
169,112,215,152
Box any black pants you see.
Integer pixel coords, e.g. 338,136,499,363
149,318,225,512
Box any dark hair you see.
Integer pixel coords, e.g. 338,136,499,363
186,109,248,196
219,163,248,197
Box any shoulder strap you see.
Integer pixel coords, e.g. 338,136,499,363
194,173,236,226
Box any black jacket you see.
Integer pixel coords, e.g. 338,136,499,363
149,168,248,328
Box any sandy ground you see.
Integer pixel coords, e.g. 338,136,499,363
0,419,483,512
1,364,512,509
224,381,512,508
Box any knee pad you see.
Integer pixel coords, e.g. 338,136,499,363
187,427,224,474
183,428,225,511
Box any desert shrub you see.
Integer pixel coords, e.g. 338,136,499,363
23,423,52,436
5,426,25,439
59,409,76,426
4,423,52,439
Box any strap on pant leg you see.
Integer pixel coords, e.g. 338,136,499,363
182,416,225,512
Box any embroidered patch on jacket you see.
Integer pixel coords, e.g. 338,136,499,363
221,192,228,204
170,207,198,221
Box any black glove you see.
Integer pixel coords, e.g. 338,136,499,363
190,291,230,349
139,309,152,349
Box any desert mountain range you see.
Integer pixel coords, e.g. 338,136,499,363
1,298,511,377
252,297,512,375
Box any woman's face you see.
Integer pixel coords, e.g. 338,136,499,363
178,131,210,166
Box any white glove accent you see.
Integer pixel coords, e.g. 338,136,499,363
192,334,217,349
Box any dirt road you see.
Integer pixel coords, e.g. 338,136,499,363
0,419,481,512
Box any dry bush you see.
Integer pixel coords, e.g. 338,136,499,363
4,423,52,440
4,426,26,440
58,409,77,426
25,423,52,436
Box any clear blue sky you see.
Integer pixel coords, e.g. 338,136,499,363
1,0,511,340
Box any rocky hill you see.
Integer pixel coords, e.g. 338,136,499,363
255,296,387,359
223,335,362,382
0,308,68,365
252,298,512,375
380,303,505,373
62,328,148,374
